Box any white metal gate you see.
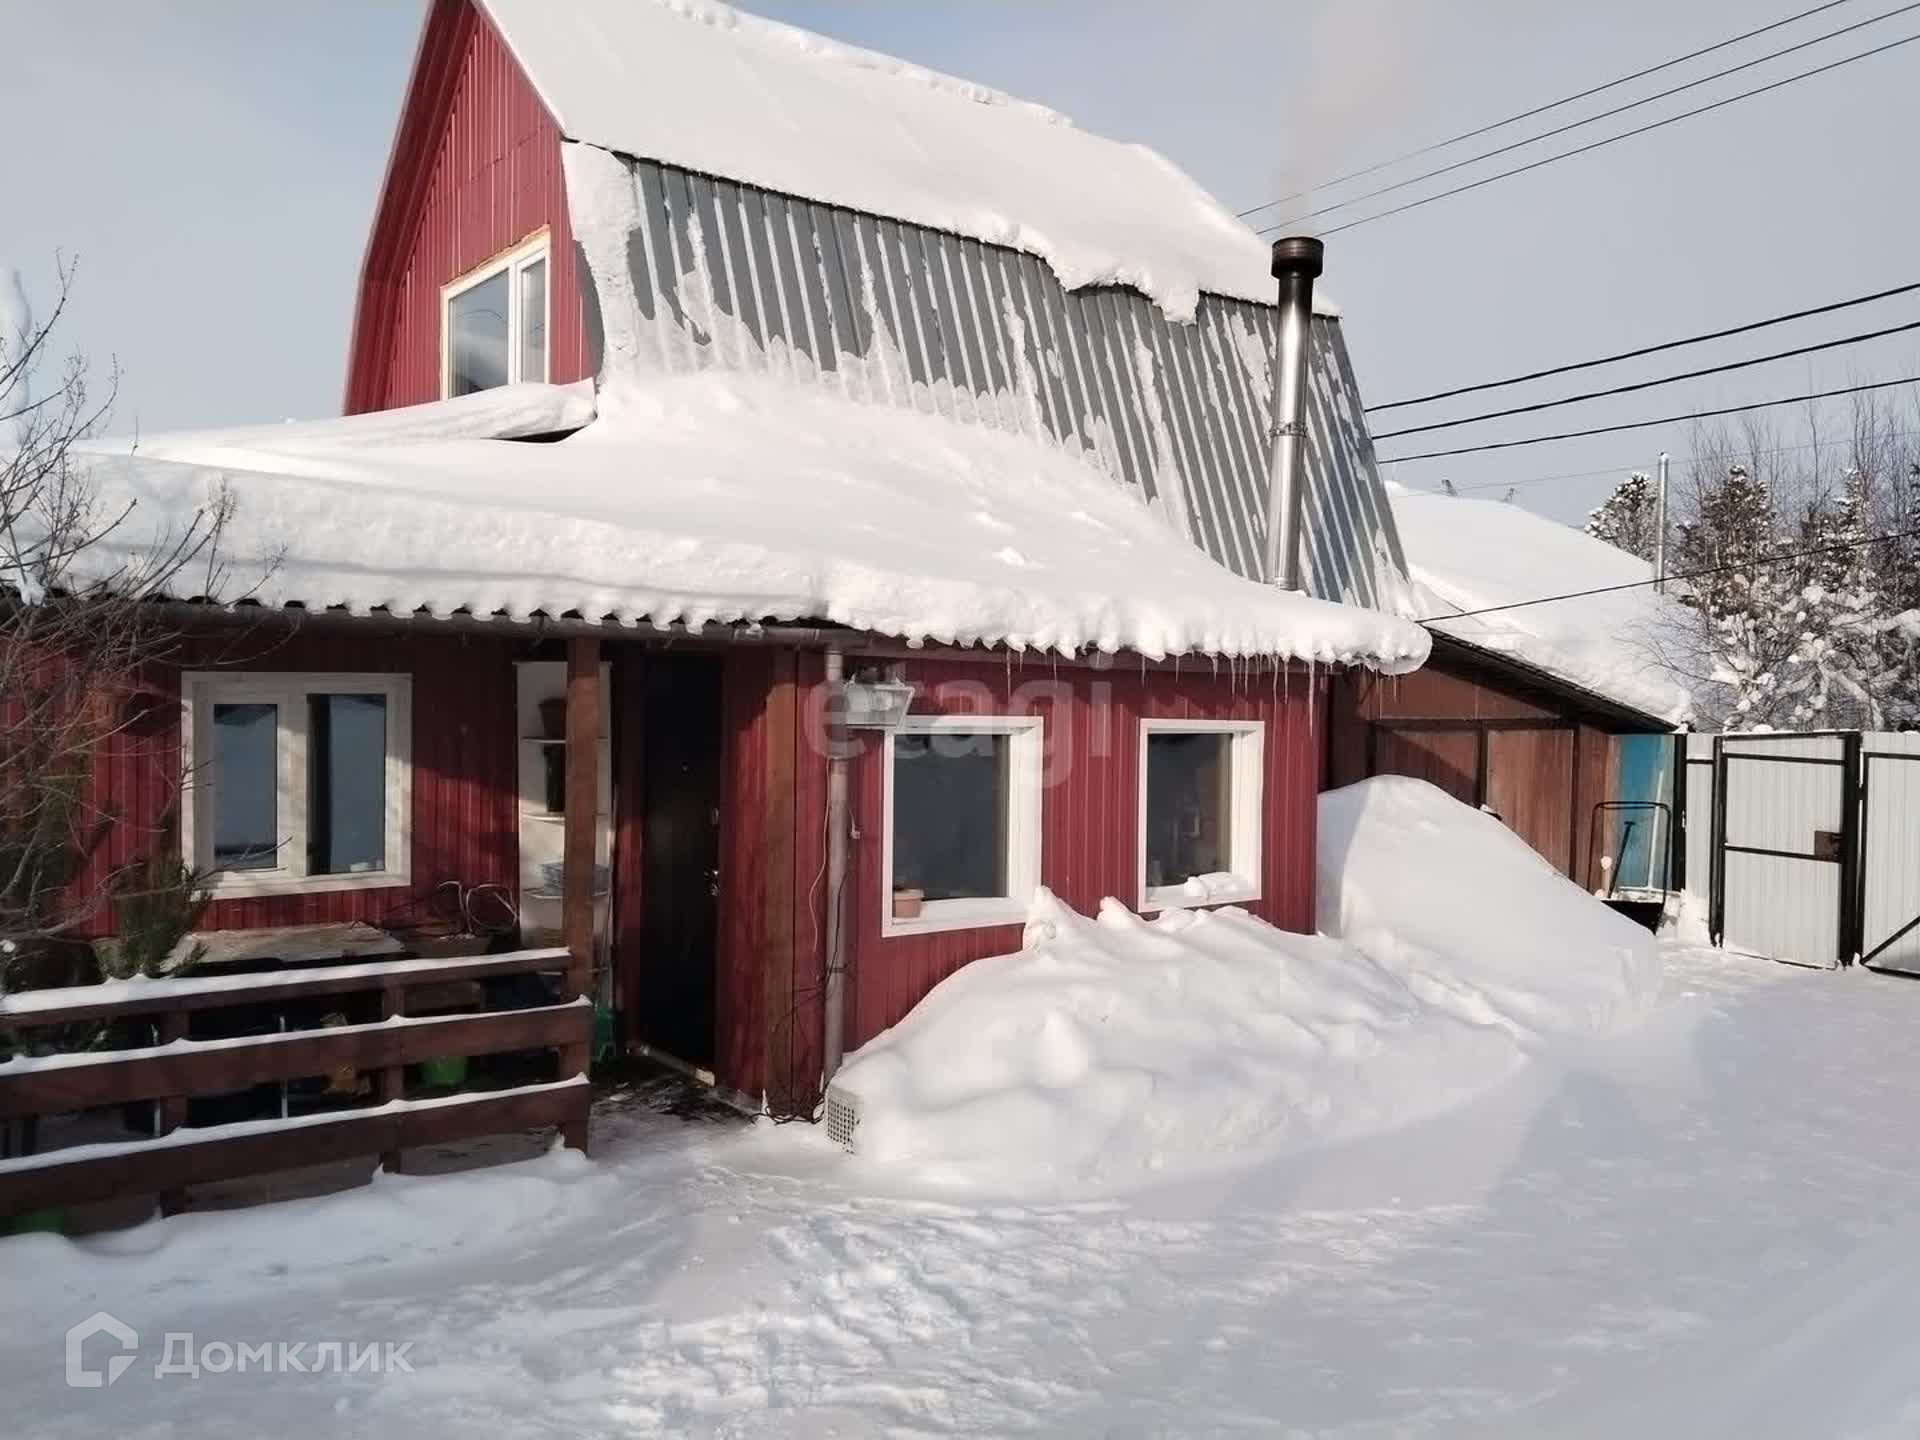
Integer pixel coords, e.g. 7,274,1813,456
1859,734,1920,974
1712,733,1856,970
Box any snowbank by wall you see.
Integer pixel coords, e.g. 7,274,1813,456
830,781,1660,1195
830,892,1523,1194
1317,776,1663,1039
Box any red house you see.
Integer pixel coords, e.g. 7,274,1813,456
62,0,1431,1118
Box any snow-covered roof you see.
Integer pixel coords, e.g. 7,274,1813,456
69,379,1428,670
478,0,1294,323
1388,485,1691,724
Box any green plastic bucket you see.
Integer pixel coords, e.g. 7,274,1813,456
419,1055,468,1088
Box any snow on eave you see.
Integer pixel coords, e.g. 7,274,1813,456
477,0,1319,323
62,373,1429,674
1388,487,1693,726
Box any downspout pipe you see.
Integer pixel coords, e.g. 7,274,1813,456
1262,235,1325,591
821,647,850,1084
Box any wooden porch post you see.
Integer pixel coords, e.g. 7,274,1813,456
562,638,601,1011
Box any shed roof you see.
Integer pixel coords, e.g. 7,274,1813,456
68,378,1428,671
477,0,1289,323
1388,485,1692,725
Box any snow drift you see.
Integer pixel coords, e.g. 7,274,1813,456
1317,776,1663,1040
829,779,1660,1194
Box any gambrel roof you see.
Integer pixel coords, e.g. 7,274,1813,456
478,0,1287,323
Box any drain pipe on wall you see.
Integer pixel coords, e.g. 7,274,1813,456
822,647,851,1083
1262,235,1325,591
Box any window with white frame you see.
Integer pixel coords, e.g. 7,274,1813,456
882,714,1043,934
1139,719,1264,909
442,234,549,397
182,673,412,896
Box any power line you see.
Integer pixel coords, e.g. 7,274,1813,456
1234,0,1858,221
1379,373,1920,464
1371,317,1920,441
1370,279,1920,413
1255,0,1919,235
1415,522,1920,623
1303,30,1920,239
1406,423,1920,496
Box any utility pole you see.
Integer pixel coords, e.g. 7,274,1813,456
1654,451,1670,591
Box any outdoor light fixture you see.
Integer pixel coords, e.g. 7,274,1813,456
839,669,916,730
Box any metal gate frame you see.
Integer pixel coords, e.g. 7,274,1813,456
1709,731,1861,967
1856,744,1920,970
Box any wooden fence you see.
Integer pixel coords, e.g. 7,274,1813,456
0,947,591,1221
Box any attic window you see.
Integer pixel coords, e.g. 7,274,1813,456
443,235,549,397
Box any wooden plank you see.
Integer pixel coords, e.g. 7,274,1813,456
563,637,602,1006
169,922,403,970
0,1081,590,1216
0,949,571,1030
377,986,406,1173
0,1005,589,1117
155,1012,187,1217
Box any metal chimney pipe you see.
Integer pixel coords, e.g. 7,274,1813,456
1263,235,1325,590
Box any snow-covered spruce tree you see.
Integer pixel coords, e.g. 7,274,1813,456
1781,468,1892,728
0,261,231,991
1584,470,1660,561
1669,463,1803,728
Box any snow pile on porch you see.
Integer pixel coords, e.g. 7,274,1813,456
830,781,1657,1193
481,0,1288,322
1388,484,1693,723
68,374,1429,670
1318,776,1663,1038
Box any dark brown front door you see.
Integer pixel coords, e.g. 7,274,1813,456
637,656,723,1069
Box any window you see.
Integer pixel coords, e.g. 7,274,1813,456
183,673,411,896
442,235,549,397
882,715,1043,935
1138,719,1264,910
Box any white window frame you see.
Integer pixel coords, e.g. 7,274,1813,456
881,714,1044,938
1137,718,1265,912
181,672,413,898
439,231,550,398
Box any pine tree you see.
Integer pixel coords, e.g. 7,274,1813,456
1585,471,1661,562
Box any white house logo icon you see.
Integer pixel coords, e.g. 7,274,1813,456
66,1311,138,1388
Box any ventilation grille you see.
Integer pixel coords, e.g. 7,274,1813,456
825,1086,861,1153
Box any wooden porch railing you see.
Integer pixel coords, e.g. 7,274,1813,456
0,947,591,1221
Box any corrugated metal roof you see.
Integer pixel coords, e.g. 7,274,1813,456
572,147,1411,613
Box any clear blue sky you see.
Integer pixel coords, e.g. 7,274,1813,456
6,0,1920,525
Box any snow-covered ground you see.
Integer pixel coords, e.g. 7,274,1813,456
8,943,1920,1436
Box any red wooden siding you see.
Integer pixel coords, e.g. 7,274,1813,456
344,0,588,413
1328,653,1621,883
74,628,518,938
706,655,1325,1071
